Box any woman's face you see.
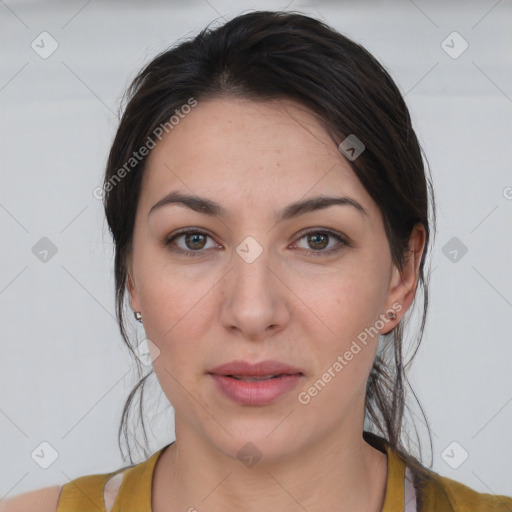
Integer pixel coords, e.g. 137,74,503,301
128,97,422,462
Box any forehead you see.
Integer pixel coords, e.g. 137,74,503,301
139,97,375,220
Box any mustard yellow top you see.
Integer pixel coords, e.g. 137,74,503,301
56,437,512,512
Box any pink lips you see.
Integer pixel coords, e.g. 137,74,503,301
208,360,304,406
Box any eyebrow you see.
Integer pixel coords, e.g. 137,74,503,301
148,191,368,222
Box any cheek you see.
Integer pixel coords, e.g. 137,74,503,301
135,247,220,338
301,259,386,340
143,292,209,409
295,261,387,399
142,283,212,353
298,280,381,411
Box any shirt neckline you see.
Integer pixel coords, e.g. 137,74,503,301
116,437,406,512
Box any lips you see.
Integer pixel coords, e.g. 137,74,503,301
208,360,304,378
208,360,304,405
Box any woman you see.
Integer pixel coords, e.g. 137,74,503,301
4,9,511,512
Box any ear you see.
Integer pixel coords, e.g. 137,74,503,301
380,223,426,334
126,261,141,313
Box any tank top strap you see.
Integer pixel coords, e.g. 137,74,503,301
112,446,166,512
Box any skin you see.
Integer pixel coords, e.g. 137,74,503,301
127,97,426,512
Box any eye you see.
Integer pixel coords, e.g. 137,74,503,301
292,229,348,256
165,229,219,257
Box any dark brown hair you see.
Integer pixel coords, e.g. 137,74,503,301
102,9,437,502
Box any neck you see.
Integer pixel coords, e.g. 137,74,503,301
152,429,388,512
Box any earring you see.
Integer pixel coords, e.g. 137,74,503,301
134,311,143,323
387,311,397,320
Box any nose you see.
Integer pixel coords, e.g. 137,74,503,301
219,242,291,341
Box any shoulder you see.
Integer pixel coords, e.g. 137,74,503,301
420,470,512,511
57,468,128,511
0,485,63,512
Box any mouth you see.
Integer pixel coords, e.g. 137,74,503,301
208,359,304,378
207,360,304,406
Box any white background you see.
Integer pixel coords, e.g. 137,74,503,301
1,0,511,500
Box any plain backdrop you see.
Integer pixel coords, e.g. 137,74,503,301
1,0,511,500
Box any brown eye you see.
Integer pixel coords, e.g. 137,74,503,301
293,229,348,257
307,232,329,250
184,232,207,250
165,229,218,257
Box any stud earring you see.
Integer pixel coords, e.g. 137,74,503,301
134,311,143,323
387,311,397,320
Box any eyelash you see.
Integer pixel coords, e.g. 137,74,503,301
164,228,348,258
